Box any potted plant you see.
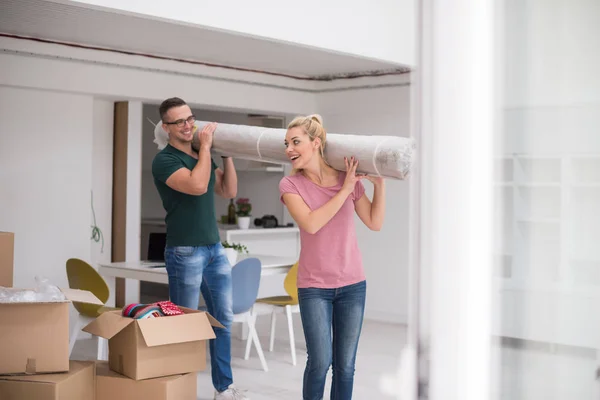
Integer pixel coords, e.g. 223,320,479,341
235,198,252,229
221,241,248,265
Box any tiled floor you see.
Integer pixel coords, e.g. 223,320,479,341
72,315,600,399
72,314,405,400
491,339,598,400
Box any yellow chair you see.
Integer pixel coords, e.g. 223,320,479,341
66,258,119,360
249,262,300,366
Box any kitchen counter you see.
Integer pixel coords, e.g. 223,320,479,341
218,224,300,258
217,223,299,235
142,218,167,227
140,219,300,259
141,220,299,234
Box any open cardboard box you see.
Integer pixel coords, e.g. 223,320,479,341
83,307,224,380
0,361,95,400
0,287,102,375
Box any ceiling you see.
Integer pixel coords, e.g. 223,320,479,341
0,0,410,80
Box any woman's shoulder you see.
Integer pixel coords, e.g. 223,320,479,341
279,174,309,200
280,173,305,185
279,173,304,191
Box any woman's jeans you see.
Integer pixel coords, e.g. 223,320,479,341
165,243,233,392
298,280,367,400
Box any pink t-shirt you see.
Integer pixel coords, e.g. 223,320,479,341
279,172,366,289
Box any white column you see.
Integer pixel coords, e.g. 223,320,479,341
125,100,143,305
419,0,495,399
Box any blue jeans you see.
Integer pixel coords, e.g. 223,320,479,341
298,280,367,400
165,243,233,392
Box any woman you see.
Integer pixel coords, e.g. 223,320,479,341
279,114,385,400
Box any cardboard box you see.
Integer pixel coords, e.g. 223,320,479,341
0,288,102,375
96,361,196,400
83,308,223,380
0,360,95,400
0,232,14,287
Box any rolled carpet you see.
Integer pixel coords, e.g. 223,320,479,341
154,120,415,180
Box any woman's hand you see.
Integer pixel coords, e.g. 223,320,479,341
365,175,384,186
341,156,364,195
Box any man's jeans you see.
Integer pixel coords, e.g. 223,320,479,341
165,243,233,392
298,280,367,400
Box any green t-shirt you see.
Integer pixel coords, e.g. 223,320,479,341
152,144,220,247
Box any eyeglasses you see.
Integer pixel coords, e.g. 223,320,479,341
164,115,196,128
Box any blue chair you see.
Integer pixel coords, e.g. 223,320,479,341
231,257,268,372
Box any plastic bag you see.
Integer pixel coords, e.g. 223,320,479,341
0,276,66,303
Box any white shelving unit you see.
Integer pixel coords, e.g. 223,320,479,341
493,153,600,349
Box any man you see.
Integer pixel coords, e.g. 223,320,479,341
152,97,247,400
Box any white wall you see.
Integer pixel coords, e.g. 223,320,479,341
502,0,600,109
66,0,416,66
0,86,94,289
91,98,115,303
501,0,600,154
318,83,412,323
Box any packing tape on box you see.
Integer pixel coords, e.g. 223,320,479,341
153,120,416,180
26,358,36,374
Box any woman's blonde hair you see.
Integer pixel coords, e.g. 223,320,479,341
287,114,327,174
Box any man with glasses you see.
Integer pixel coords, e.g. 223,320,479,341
152,97,247,400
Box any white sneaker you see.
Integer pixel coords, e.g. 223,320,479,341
214,384,250,400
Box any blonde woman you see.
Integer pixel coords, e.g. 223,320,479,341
279,115,386,400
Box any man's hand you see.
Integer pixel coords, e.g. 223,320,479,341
199,122,217,151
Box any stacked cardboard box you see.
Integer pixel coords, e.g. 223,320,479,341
0,232,102,398
0,232,221,398
0,361,96,400
95,361,197,400
0,287,103,375
86,307,223,399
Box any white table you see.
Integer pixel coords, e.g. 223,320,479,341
98,254,297,286
99,254,296,340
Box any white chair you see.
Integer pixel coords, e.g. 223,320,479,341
232,257,269,372
250,262,300,366
70,314,109,360
66,258,118,360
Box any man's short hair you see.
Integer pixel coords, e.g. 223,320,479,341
159,97,187,121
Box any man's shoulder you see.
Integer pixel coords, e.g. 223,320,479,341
153,146,178,164
155,144,174,156
152,146,185,180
